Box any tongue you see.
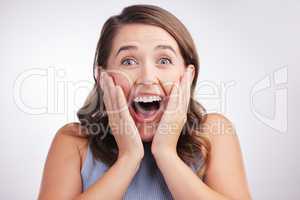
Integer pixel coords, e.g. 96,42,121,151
135,102,159,118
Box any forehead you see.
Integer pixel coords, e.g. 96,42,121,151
111,24,180,53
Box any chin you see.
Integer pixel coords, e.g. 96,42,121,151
141,134,154,142
137,122,158,142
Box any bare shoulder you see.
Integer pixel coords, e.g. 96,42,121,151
38,122,89,199
201,112,236,139
52,122,89,158
52,122,89,169
56,122,88,149
200,113,252,200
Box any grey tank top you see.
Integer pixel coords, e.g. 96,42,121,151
81,142,203,199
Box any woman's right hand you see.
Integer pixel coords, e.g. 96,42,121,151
99,70,144,160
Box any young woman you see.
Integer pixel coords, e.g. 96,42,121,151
38,4,252,200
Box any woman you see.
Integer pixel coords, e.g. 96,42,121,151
38,4,252,200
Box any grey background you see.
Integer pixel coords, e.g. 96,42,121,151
1,0,299,199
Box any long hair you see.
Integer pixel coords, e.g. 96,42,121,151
77,4,211,179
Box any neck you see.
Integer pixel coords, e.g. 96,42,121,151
142,141,152,155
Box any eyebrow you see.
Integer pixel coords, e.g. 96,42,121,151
115,44,177,57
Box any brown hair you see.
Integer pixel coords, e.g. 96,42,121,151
77,4,210,179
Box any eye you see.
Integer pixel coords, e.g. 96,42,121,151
159,57,173,65
121,58,138,66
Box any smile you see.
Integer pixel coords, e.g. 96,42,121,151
128,93,166,123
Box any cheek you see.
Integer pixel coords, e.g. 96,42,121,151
108,71,132,99
159,67,184,95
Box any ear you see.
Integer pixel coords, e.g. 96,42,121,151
187,64,196,81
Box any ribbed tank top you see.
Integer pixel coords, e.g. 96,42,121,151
81,142,203,199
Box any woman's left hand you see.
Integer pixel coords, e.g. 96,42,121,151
151,65,194,156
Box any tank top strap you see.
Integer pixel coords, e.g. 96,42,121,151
80,143,109,191
80,143,93,183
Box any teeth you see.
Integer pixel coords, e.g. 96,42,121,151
133,95,162,103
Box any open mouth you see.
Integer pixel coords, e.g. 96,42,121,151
133,100,160,115
129,95,165,123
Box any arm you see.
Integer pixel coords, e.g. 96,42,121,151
152,113,252,200
153,150,231,200
38,124,142,200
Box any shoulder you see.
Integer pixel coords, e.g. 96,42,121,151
53,122,89,160
55,122,88,143
57,122,87,137
199,113,252,199
200,112,237,141
38,123,89,199
199,112,239,164
53,122,88,150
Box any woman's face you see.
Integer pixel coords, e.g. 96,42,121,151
105,23,188,142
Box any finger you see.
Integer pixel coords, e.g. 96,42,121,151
99,69,106,91
165,79,180,115
116,85,129,117
104,72,118,114
180,67,193,112
180,67,193,93
116,85,135,124
115,85,139,138
101,73,113,115
102,73,118,125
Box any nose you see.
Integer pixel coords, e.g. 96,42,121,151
135,64,159,86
